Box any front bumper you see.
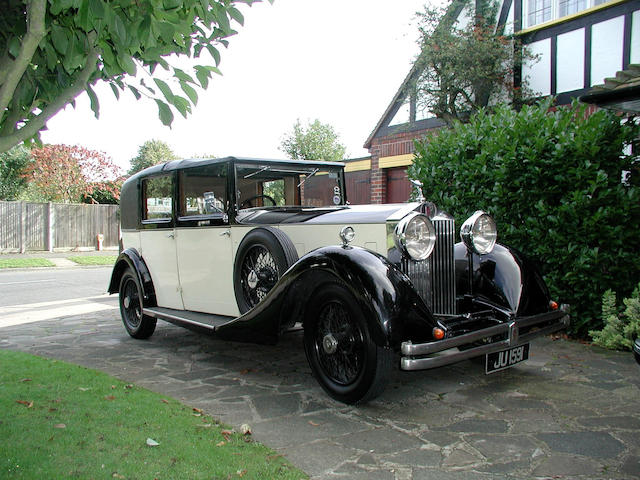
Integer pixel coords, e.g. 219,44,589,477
400,304,570,371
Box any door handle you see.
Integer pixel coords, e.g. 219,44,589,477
220,229,231,237
166,232,175,238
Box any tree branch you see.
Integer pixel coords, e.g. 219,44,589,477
0,48,100,152
0,97,23,137
0,0,47,115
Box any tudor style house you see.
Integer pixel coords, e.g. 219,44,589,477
354,0,639,204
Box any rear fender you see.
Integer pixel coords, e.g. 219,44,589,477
107,248,157,307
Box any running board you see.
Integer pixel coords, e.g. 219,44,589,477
143,307,236,331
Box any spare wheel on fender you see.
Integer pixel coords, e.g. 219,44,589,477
233,227,298,314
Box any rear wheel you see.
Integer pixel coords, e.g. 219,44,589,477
119,270,156,339
303,283,392,404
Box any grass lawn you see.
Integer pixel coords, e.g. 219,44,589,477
0,349,306,479
67,255,118,266
0,258,55,269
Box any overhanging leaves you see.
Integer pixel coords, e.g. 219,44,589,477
0,0,262,153
86,85,100,118
155,99,174,126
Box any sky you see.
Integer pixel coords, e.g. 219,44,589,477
41,0,430,172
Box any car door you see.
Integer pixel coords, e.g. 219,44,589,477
175,162,239,317
139,172,184,310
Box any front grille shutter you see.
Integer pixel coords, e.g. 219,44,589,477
402,214,456,315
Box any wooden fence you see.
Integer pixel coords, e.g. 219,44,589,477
0,201,119,252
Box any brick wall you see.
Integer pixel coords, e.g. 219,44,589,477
367,126,440,204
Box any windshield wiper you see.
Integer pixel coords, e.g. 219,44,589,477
297,168,319,188
243,165,270,179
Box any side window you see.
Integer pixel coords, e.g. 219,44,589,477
142,174,173,221
179,164,227,218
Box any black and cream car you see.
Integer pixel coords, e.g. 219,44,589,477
109,156,569,404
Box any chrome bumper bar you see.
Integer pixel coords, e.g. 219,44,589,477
400,305,570,371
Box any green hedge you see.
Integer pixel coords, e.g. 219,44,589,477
410,100,640,336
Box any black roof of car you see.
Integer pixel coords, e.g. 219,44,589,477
130,156,345,180
119,156,347,230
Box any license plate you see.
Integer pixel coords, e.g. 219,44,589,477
486,344,530,374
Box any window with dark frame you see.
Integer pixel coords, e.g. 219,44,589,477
142,174,173,221
524,0,614,28
179,164,228,218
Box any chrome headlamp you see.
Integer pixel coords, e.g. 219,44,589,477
394,212,436,261
460,211,497,255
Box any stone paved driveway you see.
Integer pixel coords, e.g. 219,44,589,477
1,305,639,479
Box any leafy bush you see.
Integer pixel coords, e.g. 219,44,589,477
410,100,640,336
0,145,31,200
590,285,640,350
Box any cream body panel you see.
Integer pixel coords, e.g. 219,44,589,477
121,230,140,251
139,229,184,310
278,223,387,257
176,227,239,317
231,223,388,260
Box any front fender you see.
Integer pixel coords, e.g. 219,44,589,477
217,245,436,348
107,248,157,306
455,243,551,316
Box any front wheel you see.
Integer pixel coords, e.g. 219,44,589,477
119,269,156,339
303,283,392,404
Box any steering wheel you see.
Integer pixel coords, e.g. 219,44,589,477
240,194,277,209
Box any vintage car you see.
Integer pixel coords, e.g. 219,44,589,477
108,156,569,404
634,338,640,365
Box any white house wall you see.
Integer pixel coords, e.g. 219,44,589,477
591,16,625,86
523,39,552,96
511,0,639,103
631,9,640,64
557,29,585,92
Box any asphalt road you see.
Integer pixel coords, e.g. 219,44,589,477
0,266,118,329
0,266,113,307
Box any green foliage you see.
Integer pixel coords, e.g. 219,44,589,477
0,145,31,200
590,290,630,350
263,180,285,205
590,285,640,350
413,0,535,125
622,283,640,342
410,100,640,337
0,0,268,153
280,119,346,162
128,139,177,175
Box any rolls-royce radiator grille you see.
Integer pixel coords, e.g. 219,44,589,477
401,216,456,315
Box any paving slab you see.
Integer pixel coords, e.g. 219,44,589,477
1,308,639,479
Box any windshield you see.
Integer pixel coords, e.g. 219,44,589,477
235,163,345,209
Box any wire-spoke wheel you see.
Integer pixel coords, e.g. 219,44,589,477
304,283,392,404
240,245,280,309
118,269,156,339
233,227,298,314
314,300,366,385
